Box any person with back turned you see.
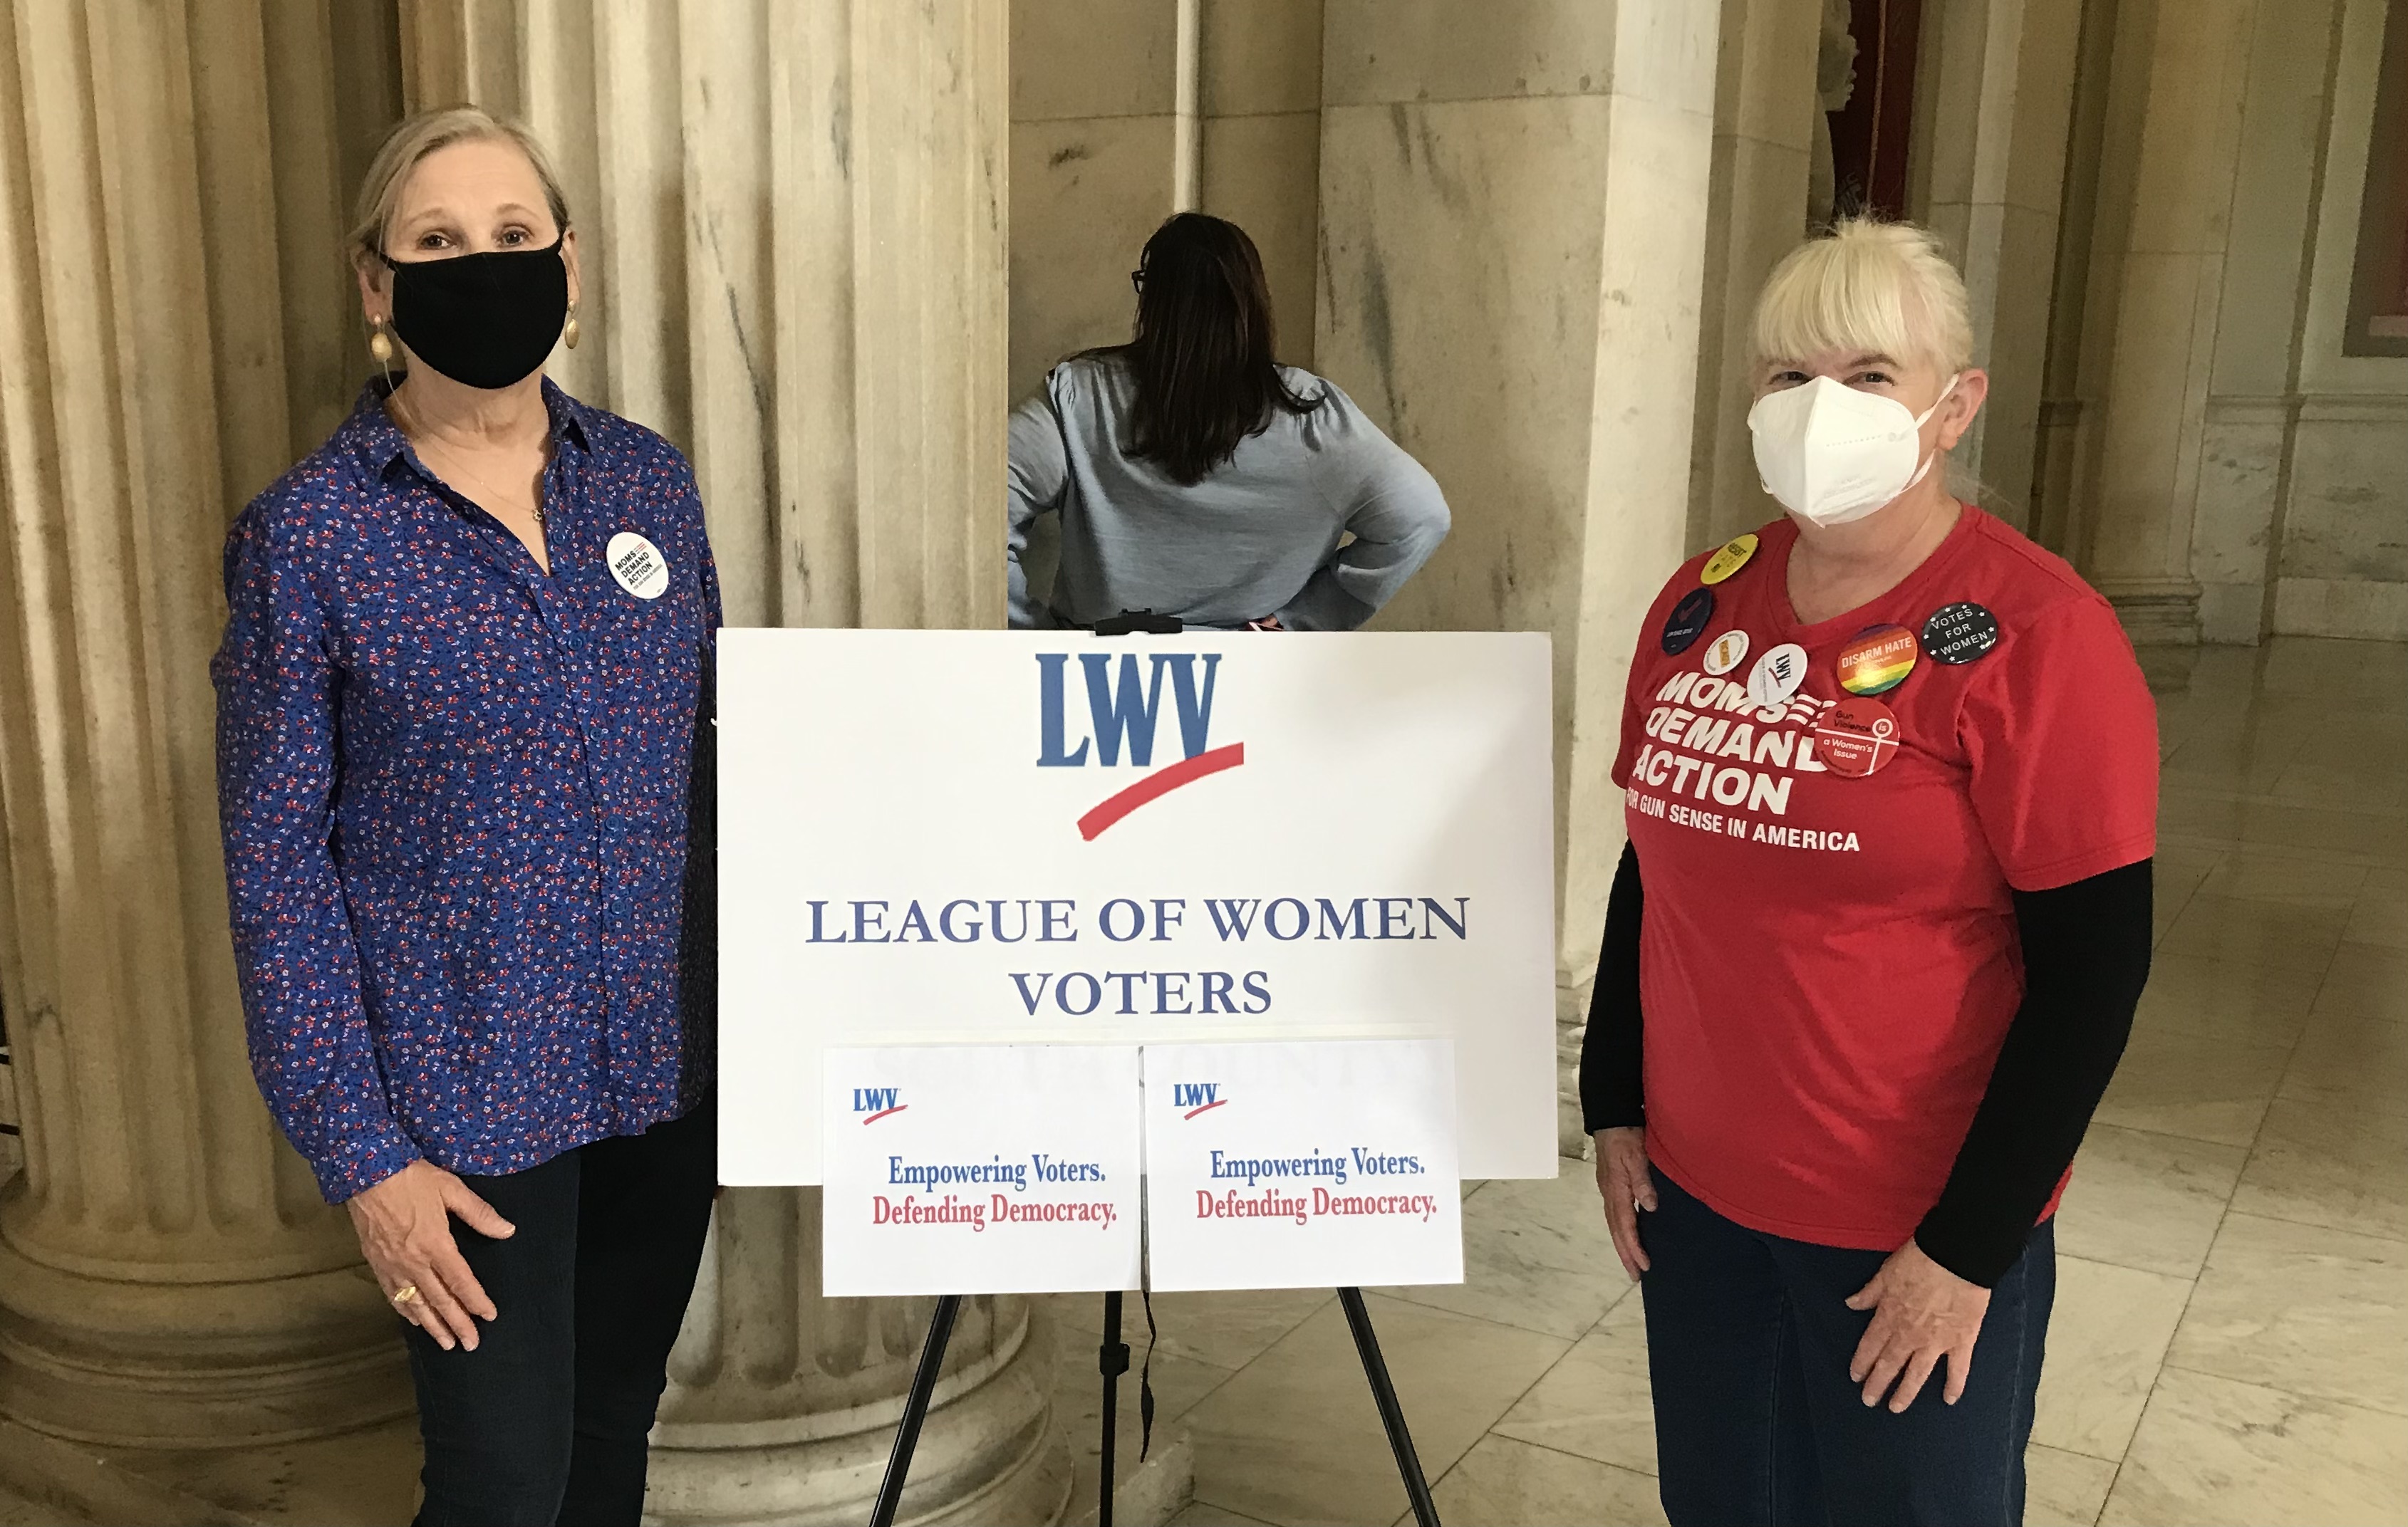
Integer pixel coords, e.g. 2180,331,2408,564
1009,212,1450,630
212,108,720,1526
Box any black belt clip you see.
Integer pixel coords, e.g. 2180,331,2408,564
1091,609,1183,636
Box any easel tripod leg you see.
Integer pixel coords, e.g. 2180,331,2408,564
869,1293,962,1527
1338,1287,1441,1527
1099,1289,1129,1527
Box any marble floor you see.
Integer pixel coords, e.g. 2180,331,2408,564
0,1484,80,1527
1048,637,2408,1527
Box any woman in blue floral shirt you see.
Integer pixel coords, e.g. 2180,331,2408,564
213,108,719,1527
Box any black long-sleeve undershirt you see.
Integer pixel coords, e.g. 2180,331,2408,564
1579,843,1649,1133
1577,843,2152,1288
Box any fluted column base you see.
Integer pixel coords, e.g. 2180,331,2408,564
0,1194,409,1449
646,1273,1069,1526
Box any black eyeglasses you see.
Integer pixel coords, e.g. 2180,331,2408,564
1130,268,1145,295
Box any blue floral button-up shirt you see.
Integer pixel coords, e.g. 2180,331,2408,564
214,379,720,1202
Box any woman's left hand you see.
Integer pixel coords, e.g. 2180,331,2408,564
1844,1238,1990,1412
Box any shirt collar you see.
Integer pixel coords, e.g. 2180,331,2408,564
347,373,598,484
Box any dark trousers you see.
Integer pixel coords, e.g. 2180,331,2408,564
406,1097,717,1527
1639,1167,2054,1527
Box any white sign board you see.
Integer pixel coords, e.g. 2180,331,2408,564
1143,1040,1463,1292
820,1044,1143,1296
718,630,1555,1184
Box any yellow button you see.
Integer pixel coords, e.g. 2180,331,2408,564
1700,533,1758,586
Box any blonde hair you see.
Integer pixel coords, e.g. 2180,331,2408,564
1753,217,1974,374
348,106,570,265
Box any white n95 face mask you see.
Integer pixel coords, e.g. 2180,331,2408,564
1748,374,1958,527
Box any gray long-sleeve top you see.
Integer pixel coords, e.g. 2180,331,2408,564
1007,353,1450,630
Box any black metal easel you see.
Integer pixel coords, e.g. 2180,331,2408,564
1097,1290,1131,1526
1339,1286,1439,1527
868,1284,1440,1527
868,1293,961,1527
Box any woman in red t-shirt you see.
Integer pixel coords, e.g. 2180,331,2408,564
1582,218,2157,1526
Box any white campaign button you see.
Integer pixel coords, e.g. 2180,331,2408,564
1747,642,1809,709
606,531,671,599
1701,629,1750,676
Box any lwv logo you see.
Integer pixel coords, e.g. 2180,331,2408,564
1037,653,1247,841
852,1088,905,1124
1172,1082,1227,1120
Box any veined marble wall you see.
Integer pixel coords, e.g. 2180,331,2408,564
1009,0,1189,401
1196,0,1324,369
1312,0,1719,1148
1007,0,1323,404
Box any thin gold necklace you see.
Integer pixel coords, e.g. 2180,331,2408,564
386,385,549,528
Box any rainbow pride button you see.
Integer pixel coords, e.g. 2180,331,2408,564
1835,623,1918,696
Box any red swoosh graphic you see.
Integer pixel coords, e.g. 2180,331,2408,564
1183,1098,1230,1120
1077,742,1246,840
862,1105,907,1125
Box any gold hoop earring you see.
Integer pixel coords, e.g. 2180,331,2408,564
368,317,394,365
563,303,581,350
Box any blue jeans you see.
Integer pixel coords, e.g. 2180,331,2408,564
405,1096,717,1527
1639,1167,2054,1527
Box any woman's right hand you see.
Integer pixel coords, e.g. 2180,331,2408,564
1593,1126,1656,1281
345,1160,516,1351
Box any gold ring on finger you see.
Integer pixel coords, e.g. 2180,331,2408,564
390,1283,421,1307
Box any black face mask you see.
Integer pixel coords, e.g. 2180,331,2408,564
380,239,569,390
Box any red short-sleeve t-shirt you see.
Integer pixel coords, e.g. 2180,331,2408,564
1613,508,2158,1250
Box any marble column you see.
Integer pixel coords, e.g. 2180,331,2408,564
1314,0,1721,1152
0,0,409,1447
1912,0,2086,533
2186,0,2367,643
2050,0,2258,640
1687,0,1822,551
400,6,1067,1521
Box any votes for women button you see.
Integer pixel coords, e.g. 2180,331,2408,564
1813,697,1903,778
1921,601,1999,665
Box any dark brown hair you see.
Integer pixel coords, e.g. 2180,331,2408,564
1111,213,1317,484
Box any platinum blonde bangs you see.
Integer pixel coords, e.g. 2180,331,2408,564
1753,218,1974,374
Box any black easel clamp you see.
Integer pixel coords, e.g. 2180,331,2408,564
1091,609,1183,635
